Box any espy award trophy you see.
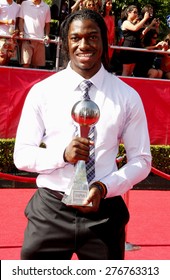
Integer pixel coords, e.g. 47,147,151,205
62,98,100,206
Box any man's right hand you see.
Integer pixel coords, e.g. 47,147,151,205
64,136,94,164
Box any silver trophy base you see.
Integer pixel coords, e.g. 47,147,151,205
62,189,91,206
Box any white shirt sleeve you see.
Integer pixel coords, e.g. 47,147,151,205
14,85,68,174
102,91,151,198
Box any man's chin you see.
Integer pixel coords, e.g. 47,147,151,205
77,59,99,70
78,60,94,69
71,61,92,71
70,60,101,75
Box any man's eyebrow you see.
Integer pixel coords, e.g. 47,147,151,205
69,31,100,36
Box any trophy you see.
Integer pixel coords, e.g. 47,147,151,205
62,99,100,206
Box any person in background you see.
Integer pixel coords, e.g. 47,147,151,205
139,4,160,35
18,0,51,68
102,0,115,62
83,0,96,11
0,37,16,65
121,5,150,76
133,29,167,78
160,33,170,79
166,15,170,28
14,9,151,260
71,0,84,13
0,0,20,36
117,5,127,46
109,5,126,75
94,0,102,13
0,0,20,65
71,0,100,13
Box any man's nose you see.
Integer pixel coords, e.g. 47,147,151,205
79,38,89,48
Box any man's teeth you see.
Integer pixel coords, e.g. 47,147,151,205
78,54,92,57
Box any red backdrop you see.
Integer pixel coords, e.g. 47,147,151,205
0,67,169,144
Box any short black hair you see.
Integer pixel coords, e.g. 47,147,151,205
60,9,110,71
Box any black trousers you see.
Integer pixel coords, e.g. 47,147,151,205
21,188,129,260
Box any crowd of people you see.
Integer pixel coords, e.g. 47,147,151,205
0,0,170,79
0,0,51,68
114,4,170,78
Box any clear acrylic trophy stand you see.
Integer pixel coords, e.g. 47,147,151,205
62,160,90,205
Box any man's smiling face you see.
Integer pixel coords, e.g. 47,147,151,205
68,19,103,79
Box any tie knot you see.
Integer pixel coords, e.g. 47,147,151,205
79,80,93,100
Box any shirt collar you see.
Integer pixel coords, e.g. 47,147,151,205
66,62,105,91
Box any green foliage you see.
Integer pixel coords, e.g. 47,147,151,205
117,144,170,174
151,145,170,175
44,0,52,6
0,139,17,173
0,139,170,175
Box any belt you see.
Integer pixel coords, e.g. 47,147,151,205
44,188,64,200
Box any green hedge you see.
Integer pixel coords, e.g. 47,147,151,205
117,144,170,175
0,139,170,174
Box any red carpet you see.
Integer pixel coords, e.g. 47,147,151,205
0,189,170,260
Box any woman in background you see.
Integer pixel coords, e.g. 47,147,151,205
121,5,150,76
160,33,170,79
134,29,166,78
139,4,160,35
83,0,97,11
102,0,115,62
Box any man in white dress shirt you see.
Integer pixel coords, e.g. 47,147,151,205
18,0,51,68
14,9,151,260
